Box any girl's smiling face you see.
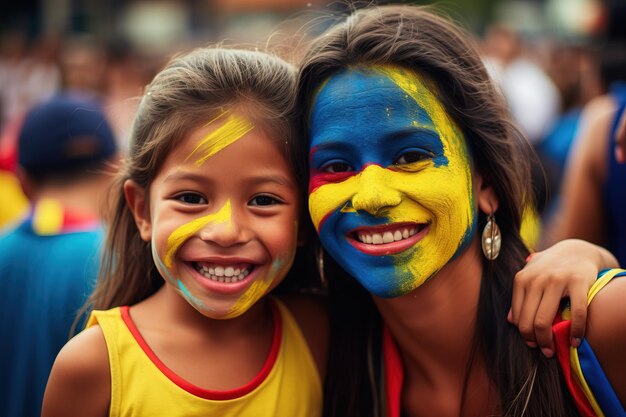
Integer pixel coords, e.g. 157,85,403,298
308,66,477,297
128,111,300,319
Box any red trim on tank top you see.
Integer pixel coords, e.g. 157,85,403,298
120,301,282,400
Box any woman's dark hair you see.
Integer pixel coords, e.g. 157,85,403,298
296,5,577,417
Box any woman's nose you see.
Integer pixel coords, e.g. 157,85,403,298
350,165,402,215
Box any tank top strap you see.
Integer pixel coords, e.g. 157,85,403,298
554,269,626,417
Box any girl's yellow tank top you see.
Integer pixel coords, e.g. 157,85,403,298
86,298,322,417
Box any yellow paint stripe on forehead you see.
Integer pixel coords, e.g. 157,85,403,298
186,113,254,167
163,200,232,267
377,66,473,207
377,66,465,151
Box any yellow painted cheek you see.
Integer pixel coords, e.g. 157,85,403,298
224,221,299,318
309,175,360,231
398,163,474,283
186,113,255,167
163,200,232,268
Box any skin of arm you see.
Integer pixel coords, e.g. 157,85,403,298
509,240,618,357
615,110,626,164
544,96,616,246
41,325,111,417
585,275,626,405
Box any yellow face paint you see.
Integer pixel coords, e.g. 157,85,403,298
308,66,476,297
186,113,255,167
164,200,232,268
223,221,298,319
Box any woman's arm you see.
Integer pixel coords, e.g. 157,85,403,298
509,240,618,357
41,325,110,417
585,273,626,406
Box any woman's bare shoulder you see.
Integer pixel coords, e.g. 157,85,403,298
585,274,626,406
42,325,111,417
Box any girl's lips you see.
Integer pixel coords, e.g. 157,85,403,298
347,223,429,255
184,261,259,295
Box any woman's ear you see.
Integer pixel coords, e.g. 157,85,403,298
124,179,152,242
475,172,499,215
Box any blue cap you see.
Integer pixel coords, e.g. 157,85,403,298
18,94,117,178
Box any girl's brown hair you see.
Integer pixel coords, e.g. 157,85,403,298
86,47,307,313
296,5,577,417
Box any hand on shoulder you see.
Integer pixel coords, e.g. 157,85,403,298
42,325,110,417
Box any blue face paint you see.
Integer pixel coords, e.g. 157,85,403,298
308,66,476,297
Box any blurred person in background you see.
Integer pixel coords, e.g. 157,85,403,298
0,94,118,417
544,0,626,265
0,31,62,230
482,24,561,146
481,24,562,248
536,42,603,221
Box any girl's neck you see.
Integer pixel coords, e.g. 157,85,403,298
129,286,276,391
143,285,273,338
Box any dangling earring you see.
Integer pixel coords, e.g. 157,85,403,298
482,213,501,260
316,246,328,288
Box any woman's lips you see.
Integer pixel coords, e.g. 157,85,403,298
348,223,429,255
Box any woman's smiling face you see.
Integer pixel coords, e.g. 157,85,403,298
308,66,477,297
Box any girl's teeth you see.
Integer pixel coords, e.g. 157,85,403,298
194,263,252,283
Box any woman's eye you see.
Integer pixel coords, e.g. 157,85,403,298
322,162,353,173
176,193,207,205
394,150,433,165
249,195,281,206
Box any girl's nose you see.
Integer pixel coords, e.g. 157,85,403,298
350,165,402,216
198,202,251,248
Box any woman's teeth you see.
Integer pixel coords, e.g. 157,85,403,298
194,264,251,283
356,227,419,245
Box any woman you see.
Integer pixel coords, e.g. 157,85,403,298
296,5,626,416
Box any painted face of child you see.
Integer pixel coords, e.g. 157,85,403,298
143,112,300,319
308,66,476,297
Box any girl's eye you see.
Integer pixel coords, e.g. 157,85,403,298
394,150,433,165
322,161,354,173
249,195,281,206
176,193,207,205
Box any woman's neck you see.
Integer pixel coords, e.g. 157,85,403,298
373,239,497,416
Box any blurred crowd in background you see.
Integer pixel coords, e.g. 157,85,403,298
1,1,625,416
0,0,625,235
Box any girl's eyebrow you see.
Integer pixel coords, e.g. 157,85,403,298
163,172,208,183
247,174,296,188
164,171,295,187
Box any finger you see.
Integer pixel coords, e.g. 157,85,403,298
533,286,562,357
516,286,543,348
568,283,589,347
510,271,528,325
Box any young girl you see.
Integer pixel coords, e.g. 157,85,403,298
41,47,327,416
296,5,626,417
